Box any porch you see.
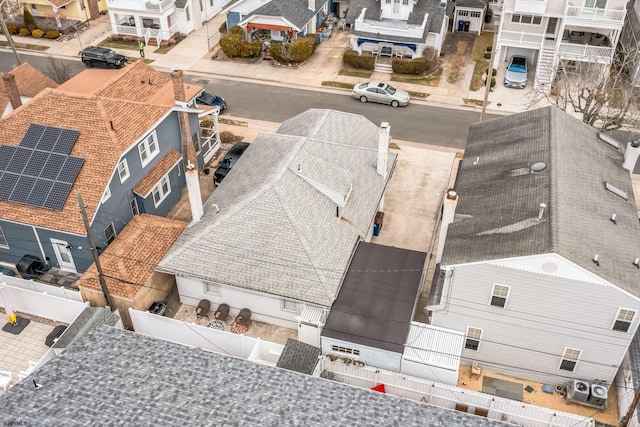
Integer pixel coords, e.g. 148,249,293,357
108,0,175,13
112,13,178,42
564,6,626,27
558,30,614,63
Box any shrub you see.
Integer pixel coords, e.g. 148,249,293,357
6,24,17,34
220,32,244,57
483,52,491,59
306,34,319,52
229,25,243,36
218,21,227,34
45,30,60,39
220,130,243,145
490,77,496,88
168,38,176,46
32,29,45,38
343,49,374,70
423,46,436,62
19,27,30,37
486,46,492,52
392,57,427,75
23,8,36,31
484,68,497,76
270,39,314,65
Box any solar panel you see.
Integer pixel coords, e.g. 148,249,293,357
5,147,31,174
41,153,67,180
0,173,19,201
36,127,61,152
23,150,50,177
53,129,80,154
20,124,46,149
0,146,16,172
28,179,53,207
43,182,72,210
8,175,37,204
57,157,84,184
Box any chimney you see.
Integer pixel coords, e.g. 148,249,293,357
623,141,640,172
171,70,204,223
2,73,22,110
308,0,314,10
377,122,390,178
436,189,458,263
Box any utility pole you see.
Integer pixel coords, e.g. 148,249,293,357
0,0,21,65
479,31,497,123
620,387,640,427
77,191,114,309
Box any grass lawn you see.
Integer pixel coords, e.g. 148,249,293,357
339,69,372,78
322,81,354,89
408,91,429,99
0,41,49,51
470,32,495,91
127,57,154,64
463,98,485,106
392,68,442,87
98,40,139,51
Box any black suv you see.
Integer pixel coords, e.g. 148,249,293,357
81,46,127,69
214,142,250,185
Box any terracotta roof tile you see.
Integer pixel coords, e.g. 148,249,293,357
75,214,187,299
133,149,183,196
0,63,58,112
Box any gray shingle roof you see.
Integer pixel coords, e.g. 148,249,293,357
158,110,396,306
322,242,427,353
442,106,640,296
52,306,120,348
0,326,511,426
249,0,327,30
456,0,486,8
276,338,321,374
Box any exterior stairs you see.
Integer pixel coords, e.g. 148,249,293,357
374,55,393,73
534,46,556,92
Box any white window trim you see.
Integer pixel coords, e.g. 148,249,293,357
282,299,298,312
117,159,130,183
203,281,221,295
612,308,636,332
558,347,581,372
511,14,542,25
130,198,139,216
101,186,111,204
490,284,510,308
331,345,360,356
138,131,159,168
152,175,171,208
104,223,116,244
465,327,483,351
0,226,8,249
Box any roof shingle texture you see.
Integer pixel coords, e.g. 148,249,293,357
442,106,640,296
133,149,182,196
249,0,326,30
158,109,396,306
0,63,58,113
0,326,511,426
75,214,186,299
276,338,321,374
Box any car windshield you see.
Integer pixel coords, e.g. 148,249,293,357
104,50,115,59
385,85,397,95
199,93,216,103
509,58,526,73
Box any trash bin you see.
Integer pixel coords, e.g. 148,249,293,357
457,20,465,32
485,8,493,23
463,21,470,32
373,211,384,236
148,301,167,316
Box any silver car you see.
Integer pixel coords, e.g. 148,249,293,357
504,56,528,89
352,81,410,107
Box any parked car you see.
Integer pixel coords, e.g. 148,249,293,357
196,91,227,113
504,56,528,89
81,46,127,69
352,81,410,107
214,142,250,185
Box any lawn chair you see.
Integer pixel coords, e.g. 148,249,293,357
235,308,252,326
196,299,211,318
214,303,229,320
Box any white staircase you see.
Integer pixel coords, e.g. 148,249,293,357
534,47,556,92
374,54,393,73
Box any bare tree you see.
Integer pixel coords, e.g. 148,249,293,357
46,55,73,84
534,46,640,131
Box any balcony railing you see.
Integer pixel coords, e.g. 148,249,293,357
107,0,174,13
498,30,544,48
565,6,625,25
558,43,614,64
114,24,138,36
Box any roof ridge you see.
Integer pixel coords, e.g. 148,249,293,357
547,106,560,254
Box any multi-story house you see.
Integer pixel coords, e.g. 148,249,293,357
0,62,219,274
620,0,640,87
495,0,628,90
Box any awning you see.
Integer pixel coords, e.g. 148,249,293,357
356,38,417,52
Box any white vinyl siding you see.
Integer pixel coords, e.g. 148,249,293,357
204,282,220,295
490,284,510,308
117,159,130,183
152,175,171,207
612,308,636,332
465,327,482,351
559,347,581,372
138,132,159,167
0,226,8,249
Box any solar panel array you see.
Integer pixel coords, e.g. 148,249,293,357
0,124,84,211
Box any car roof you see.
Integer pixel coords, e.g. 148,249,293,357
226,141,250,156
84,46,109,53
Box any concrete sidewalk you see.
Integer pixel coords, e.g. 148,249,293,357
0,13,532,115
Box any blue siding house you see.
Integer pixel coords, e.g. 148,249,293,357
0,62,216,274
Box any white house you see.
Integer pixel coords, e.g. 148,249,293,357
495,0,628,90
620,0,640,87
157,109,396,331
453,0,487,36
429,106,640,392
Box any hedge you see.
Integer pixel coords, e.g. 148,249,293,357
219,30,262,57
343,49,374,70
392,57,427,75
6,24,17,34
19,28,30,36
45,30,60,39
270,37,314,65
32,29,44,38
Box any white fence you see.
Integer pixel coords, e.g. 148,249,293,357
129,308,284,365
315,357,594,427
0,274,82,302
0,281,87,323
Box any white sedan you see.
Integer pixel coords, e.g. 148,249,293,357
352,81,410,107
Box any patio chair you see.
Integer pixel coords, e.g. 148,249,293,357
196,299,211,318
0,370,12,391
128,17,135,26
214,303,229,320
235,308,252,326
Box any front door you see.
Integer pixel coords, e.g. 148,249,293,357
51,238,76,272
393,0,400,14
545,17,558,40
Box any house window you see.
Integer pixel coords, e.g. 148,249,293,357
585,0,606,8
0,226,8,249
470,11,481,18
613,308,636,332
209,0,213,6
130,198,140,216
138,132,159,167
186,6,191,21
511,14,542,25
282,300,298,312
458,10,469,16
152,175,171,207
331,345,360,356
402,0,408,5
559,347,581,372
193,132,200,154
385,0,391,4
204,281,220,295
104,223,116,244
465,327,482,351
101,186,111,204
490,284,510,308
117,159,130,183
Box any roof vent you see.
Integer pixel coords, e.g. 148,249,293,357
634,258,640,269
531,162,546,173
605,182,628,200
610,213,617,224
593,254,600,266
598,133,621,149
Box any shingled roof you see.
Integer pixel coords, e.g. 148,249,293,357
246,0,327,30
0,63,58,114
442,106,640,296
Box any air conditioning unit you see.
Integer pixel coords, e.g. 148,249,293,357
589,384,608,406
567,380,590,402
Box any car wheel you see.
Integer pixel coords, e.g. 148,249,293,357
359,96,367,103
391,100,399,108
83,60,92,68
108,63,116,69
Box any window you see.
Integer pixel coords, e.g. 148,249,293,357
490,284,510,308
559,347,581,372
117,159,130,183
204,282,220,295
585,0,606,8
465,327,482,351
283,300,298,312
386,0,391,4
331,345,360,356
511,14,542,25
470,11,481,18
101,186,111,204
402,0,408,5
0,226,8,249
458,10,469,16
613,308,636,332
186,6,190,21
192,132,200,154
152,175,171,207
130,198,139,216
138,132,159,167
104,223,116,244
